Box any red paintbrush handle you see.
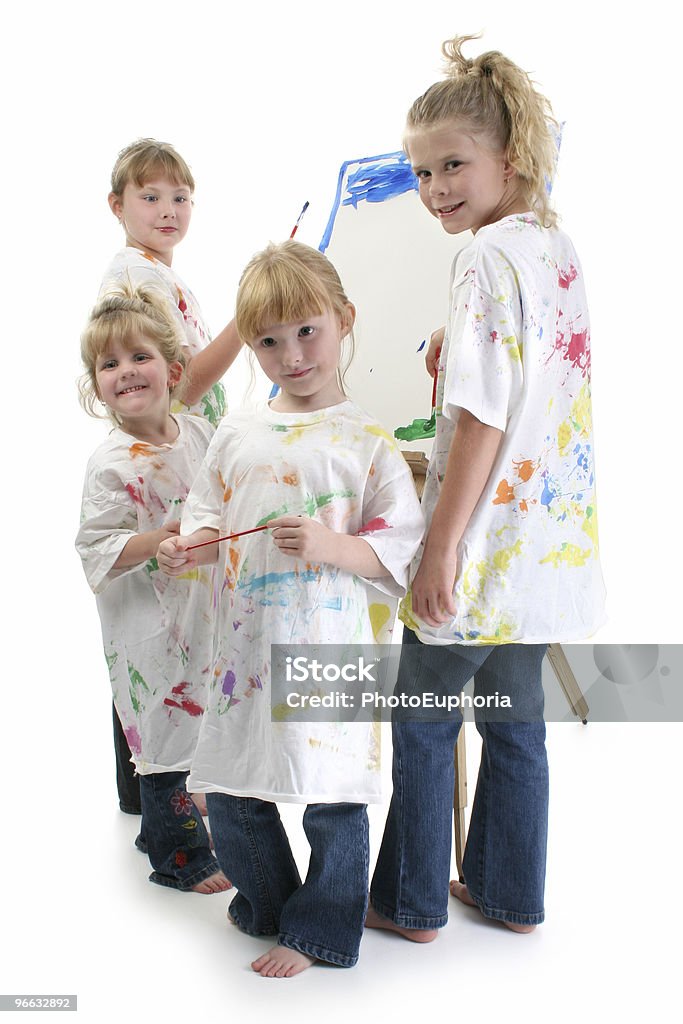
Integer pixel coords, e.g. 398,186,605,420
186,524,270,551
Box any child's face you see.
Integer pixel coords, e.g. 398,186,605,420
95,336,182,431
108,177,193,266
251,307,353,413
405,122,524,235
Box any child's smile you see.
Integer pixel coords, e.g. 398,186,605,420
252,308,353,413
406,123,526,235
96,336,182,435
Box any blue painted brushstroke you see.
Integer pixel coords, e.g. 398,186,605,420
320,151,417,253
545,121,564,196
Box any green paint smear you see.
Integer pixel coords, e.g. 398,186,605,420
304,489,354,517
128,663,151,714
395,416,436,441
144,557,159,576
104,649,118,671
271,424,288,432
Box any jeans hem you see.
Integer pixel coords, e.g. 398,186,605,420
148,857,220,892
369,896,448,930
228,903,278,938
468,892,545,926
278,931,358,968
119,803,142,815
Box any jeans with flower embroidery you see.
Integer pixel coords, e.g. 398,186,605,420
137,770,220,890
370,630,548,928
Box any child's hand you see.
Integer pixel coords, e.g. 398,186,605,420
426,326,445,378
411,545,458,627
157,534,196,576
269,516,338,564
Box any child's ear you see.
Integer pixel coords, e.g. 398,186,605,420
108,191,123,221
168,361,184,390
341,302,356,338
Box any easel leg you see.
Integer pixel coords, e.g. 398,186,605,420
546,643,589,722
453,727,467,884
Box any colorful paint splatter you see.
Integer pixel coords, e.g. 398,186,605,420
76,415,216,773
400,213,606,645
183,401,424,804
99,248,226,426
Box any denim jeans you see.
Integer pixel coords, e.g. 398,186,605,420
137,771,220,890
206,794,369,966
113,703,141,814
370,630,548,928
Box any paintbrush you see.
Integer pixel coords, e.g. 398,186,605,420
186,524,270,551
290,201,310,238
394,346,441,441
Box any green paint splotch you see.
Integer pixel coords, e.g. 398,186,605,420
128,663,151,713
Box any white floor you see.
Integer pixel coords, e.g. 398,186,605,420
5,718,680,1023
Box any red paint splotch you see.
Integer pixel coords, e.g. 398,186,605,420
125,478,146,504
566,329,591,375
164,682,203,717
558,263,578,289
358,517,391,535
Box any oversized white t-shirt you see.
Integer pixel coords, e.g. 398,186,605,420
99,248,226,427
76,415,215,773
400,213,606,645
183,401,425,804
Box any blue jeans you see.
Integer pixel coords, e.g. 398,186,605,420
206,794,369,967
370,631,548,928
137,771,220,890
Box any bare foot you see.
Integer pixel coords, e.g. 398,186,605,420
365,905,437,943
192,793,208,816
251,946,316,978
449,880,536,933
192,869,232,894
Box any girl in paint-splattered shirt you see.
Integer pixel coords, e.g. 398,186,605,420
158,241,424,977
367,34,606,945
75,285,230,896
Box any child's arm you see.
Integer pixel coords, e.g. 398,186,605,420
269,517,390,579
157,528,219,575
412,409,503,627
112,522,180,570
182,321,242,406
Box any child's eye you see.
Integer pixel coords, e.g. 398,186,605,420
445,161,462,171
133,353,151,362
142,194,158,202
260,337,277,348
100,359,117,370
415,169,431,180
299,326,314,337
174,195,188,203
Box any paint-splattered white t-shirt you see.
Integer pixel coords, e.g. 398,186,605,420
400,213,606,645
76,415,216,773
100,248,226,427
183,401,424,804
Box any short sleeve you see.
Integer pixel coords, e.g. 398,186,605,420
75,465,139,595
356,438,425,598
99,256,188,350
442,248,524,432
181,423,235,535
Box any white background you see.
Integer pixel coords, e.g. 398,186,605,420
2,1,680,1021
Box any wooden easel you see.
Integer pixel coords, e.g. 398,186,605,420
402,451,589,882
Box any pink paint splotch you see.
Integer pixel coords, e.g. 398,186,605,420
124,725,142,755
549,326,591,377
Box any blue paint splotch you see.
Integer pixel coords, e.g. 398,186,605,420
320,152,418,252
